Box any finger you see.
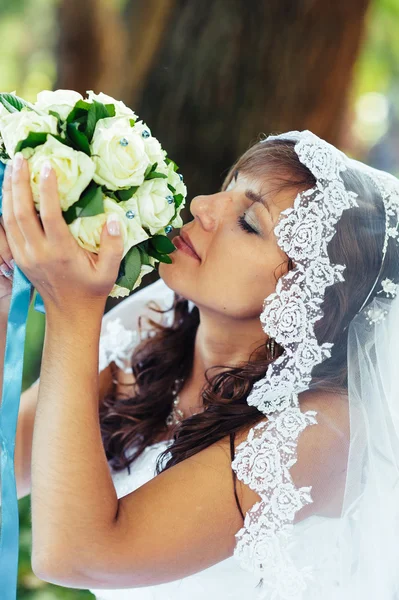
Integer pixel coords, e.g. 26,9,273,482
0,262,14,280
39,161,71,244
0,221,15,269
11,153,44,245
2,163,26,253
97,215,125,280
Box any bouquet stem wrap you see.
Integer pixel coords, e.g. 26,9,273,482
0,160,45,600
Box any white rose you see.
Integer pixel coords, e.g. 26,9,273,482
109,283,131,298
86,91,136,119
157,161,187,229
35,89,84,120
68,196,149,258
110,262,155,298
0,102,8,118
135,178,176,235
0,108,58,158
170,213,183,229
133,120,166,165
91,117,151,190
28,135,95,211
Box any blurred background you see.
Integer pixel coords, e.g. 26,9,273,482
0,0,398,597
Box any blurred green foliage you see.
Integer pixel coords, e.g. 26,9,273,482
0,0,399,597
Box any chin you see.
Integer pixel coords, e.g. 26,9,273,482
158,259,192,300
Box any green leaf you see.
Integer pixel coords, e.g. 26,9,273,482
86,100,112,142
86,104,98,141
48,110,64,135
66,122,91,155
150,162,158,173
0,93,29,113
62,183,104,224
145,171,168,180
104,103,116,117
103,189,119,201
48,110,62,121
147,245,173,264
116,246,142,290
171,193,185,222
14,132,49,153
129,118,136,127
66,100,91,124
167,183,176,193
78,184,104,218
150,234,176,254
117,186,138,201
143,164,153,179
165,157,179,171
174,193,184,208
138,247,152,266
51,134,74,148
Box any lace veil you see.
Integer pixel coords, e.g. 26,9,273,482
229,131,399,598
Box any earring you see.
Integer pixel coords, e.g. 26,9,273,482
266,337,276,359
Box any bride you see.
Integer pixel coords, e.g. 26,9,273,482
1,130,399,599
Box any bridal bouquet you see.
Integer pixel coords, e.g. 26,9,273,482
0,89,186,297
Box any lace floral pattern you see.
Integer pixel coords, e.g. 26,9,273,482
232,408,318,599
99,317,147,373
231,131,359,597
244,132,359,416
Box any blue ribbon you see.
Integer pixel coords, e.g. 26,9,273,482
0,160,45,599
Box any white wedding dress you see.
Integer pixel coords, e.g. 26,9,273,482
87,277,345,600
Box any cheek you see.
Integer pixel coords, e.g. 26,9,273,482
201,244,278,318
159,237,286,319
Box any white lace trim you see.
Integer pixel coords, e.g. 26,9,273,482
232,407,319,599
99,318,149,374
231,131,359,597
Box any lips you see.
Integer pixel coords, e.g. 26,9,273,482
179,230,200,260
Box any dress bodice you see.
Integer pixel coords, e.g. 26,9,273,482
88,440,343,600
88,278,347,599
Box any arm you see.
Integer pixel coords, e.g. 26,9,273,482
31,302,349,590
31,303,245,588
13,363,114,501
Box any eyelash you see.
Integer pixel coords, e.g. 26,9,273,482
237,215,258,234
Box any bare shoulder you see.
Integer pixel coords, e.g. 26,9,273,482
232,388,350,520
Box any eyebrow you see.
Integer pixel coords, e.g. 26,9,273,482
244,189,271,214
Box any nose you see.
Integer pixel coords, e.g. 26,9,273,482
190,192,231,231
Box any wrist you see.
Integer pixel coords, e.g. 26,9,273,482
45,301,104,333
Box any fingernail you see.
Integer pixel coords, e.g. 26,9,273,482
10,259,15,270
107,214,121,236
4,164,13,179
0,263,13,280
4,258,13,270
13,152,24,171
41,160,52,179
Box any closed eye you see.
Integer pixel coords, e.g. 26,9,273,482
237,215,258,234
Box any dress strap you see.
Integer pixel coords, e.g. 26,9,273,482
230,432,245,522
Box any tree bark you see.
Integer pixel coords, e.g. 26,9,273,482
121,0,371,198
56,0,371,301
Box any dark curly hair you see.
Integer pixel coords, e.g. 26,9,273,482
100,137,396,476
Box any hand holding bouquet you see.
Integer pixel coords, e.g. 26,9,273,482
0,89,187,599
0,89,187,298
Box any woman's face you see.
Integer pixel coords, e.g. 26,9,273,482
159,169,295,319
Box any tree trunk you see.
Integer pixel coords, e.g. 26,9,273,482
56,0,371,301
57,0,370,200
